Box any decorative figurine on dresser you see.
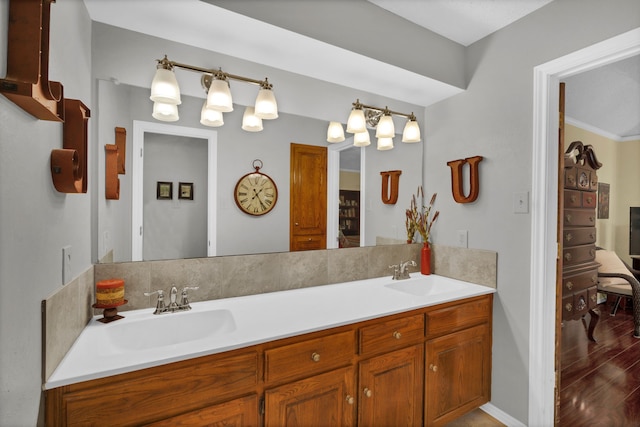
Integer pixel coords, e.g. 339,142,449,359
562,141,602,341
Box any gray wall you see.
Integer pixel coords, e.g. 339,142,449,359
0,1,92,425
423,0,640,422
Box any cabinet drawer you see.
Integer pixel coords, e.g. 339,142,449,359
563,208,596,227
563,190,597,208
359,313,424,356
291,235,324,251
264,330,355,384
564,190,582,208
563,244,596,266
562,267,598,294
563,227,596,246
426,297,491,338
582,192,597,208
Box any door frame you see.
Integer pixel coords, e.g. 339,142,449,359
327,139,366,249
131,120,218,261
529,27,640,426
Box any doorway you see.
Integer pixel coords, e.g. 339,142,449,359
529,28,640,426
327,139,366,249
131,121,218,261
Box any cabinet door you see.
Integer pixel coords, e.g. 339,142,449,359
146,394,259,427
358,344,424,427
425,324,491,427
264,366,355,427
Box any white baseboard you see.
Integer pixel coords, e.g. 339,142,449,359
481,403,527,427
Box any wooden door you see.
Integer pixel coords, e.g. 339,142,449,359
290,143,327,251
358,344,424,427
264,366,356,427
425,324,491,427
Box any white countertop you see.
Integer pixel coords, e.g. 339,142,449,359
45,273,495,390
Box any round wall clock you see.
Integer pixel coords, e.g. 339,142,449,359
234,160,278,216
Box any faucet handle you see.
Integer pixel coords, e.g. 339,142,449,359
179,286,200,310
144,290,166,314
144,289,164,298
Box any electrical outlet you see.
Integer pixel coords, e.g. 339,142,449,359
62,246,72,285
457,230,468,248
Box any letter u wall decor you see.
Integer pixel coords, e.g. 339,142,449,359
447,156,483,204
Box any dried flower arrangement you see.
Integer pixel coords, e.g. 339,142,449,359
406,186,439,245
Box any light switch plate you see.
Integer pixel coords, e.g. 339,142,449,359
62,245,72,285
457,230,468,248
513,191,529,214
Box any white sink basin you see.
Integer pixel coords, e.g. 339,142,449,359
385,277,467,296
106,309,236,352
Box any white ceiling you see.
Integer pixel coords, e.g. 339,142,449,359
83,0,639,140
367,0,554,46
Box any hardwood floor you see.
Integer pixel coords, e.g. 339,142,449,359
559,298,640,426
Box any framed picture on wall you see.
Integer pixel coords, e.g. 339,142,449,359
598,182,610,219
157,181,173,200
179,182,194,200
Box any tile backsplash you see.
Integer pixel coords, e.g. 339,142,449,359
43,243,497,383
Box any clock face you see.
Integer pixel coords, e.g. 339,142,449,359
234,172,278,216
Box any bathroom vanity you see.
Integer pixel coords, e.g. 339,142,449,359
45,274,494,426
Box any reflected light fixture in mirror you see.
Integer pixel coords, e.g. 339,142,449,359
375,111,395,138
206,72,233,112
353,130,371,147
242,106,263,132
377,137,394,151
329,99,421,150
402,114,421,143
327,121,345,143
200,102,224,127
149,55,278,130
152,101,179,122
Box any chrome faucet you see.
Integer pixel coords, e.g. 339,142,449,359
390,260,416,280
144,285,199,314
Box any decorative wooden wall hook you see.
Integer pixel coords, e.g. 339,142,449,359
105,145,120,200
447,156,483,204
51,100,90,193
0,0,64,121
115,127,127,174
380,170,402,204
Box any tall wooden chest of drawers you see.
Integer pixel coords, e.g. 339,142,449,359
562,143,601,327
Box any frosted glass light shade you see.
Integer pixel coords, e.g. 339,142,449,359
353,131,371,147
327,122,345,143
200,102,224,127
152,102,179,122
254,88,278,119
206,79,233,112
402,120,421,143
242,106,263,132
377,137,394,151
150,68,181,105
375,115,395,138
346,109,366,133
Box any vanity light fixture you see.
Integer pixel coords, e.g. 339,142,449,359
328,99,421,149
150,55,278,131
327,121,345,143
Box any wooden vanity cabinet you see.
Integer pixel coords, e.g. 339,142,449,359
424,297,492,427
46,294,492,427
45,349,259,426
264,366,356,427
358,313,425,426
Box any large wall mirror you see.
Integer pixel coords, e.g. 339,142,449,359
94,24,424,264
